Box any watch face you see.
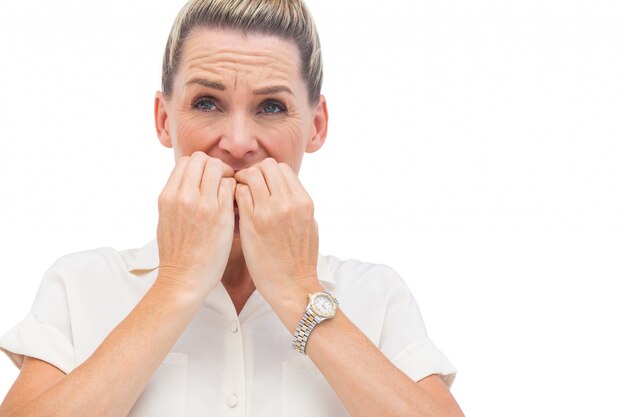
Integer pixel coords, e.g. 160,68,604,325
311,293,336,318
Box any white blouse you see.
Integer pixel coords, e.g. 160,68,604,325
0,240,456,417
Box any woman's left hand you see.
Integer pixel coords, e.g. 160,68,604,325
234,158,321,303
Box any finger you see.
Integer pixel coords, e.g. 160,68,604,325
163,156,189,191
221,162,235,178
180,151,209,194
218,177,236,211
235,183,254,216
277,162,305,194
234,166,270,205
201,158,234,199
256,158,290,197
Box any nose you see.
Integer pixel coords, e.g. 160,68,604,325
218,111,259,159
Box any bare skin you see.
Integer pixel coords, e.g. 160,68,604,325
158,28,323,313
0,29,464,417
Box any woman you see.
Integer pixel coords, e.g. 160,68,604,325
0,0,464,416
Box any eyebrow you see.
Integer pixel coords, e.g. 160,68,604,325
185,78,293,96
185,78,226,90
253,85,294,96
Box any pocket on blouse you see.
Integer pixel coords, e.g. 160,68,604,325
280,355,349,417
128,352,188,417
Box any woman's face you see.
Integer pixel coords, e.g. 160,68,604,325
154,28,328,173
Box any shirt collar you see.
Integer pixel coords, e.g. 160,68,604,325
127,239,336,290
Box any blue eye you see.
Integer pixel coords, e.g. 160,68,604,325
262,101,286,114
194,98,217,112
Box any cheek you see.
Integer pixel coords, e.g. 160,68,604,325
260,118,305,166
175,113,220,155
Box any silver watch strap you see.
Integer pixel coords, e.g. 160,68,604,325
292,307,325,354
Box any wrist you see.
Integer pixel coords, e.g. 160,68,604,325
269,280,326,334
291,290,339,354
152,271,215,308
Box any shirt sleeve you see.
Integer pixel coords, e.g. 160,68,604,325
377,268,457,387
0,258,75,374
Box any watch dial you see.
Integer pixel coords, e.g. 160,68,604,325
312,294,335,317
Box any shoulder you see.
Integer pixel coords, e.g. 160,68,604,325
319,253,410,295
52,245,136,271
20,242,156,366
318,254,417,318
40,241,156,294
50,239,155,275
319,254,424,346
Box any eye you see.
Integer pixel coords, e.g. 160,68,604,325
261,101,286,115
193,97,217,112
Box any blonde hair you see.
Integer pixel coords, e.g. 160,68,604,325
162,0,323,105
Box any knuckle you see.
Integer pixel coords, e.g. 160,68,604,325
197,201,215,217
277,201,293,214
263,157,277,166
191,150,207,159
257,209,272,224
298,197,314,213
205,157,221,168
179,194,196,210
158,191,173,208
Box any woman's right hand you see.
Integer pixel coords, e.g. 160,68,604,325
155,151,236,299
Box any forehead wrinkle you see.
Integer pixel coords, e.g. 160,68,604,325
186,53,295,76
178,31,305,95
185,60,295,92
183,41,299,72
185,39,296,60
181,28,302,71
186,37,298,60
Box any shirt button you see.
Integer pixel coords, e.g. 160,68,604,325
230,321,239,333
226,394,239,408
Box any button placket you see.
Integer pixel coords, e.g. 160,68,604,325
223,316,245,415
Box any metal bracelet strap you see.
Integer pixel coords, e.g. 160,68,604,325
292,307,322,354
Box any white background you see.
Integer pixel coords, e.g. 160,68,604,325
1,0,625,416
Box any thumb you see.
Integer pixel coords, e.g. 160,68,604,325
235,183,254,215
218,177,236,211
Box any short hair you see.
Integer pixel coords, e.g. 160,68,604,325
161,0,323,106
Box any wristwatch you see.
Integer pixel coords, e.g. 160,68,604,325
292,291,339,355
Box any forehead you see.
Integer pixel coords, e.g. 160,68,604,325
176,28,304,90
